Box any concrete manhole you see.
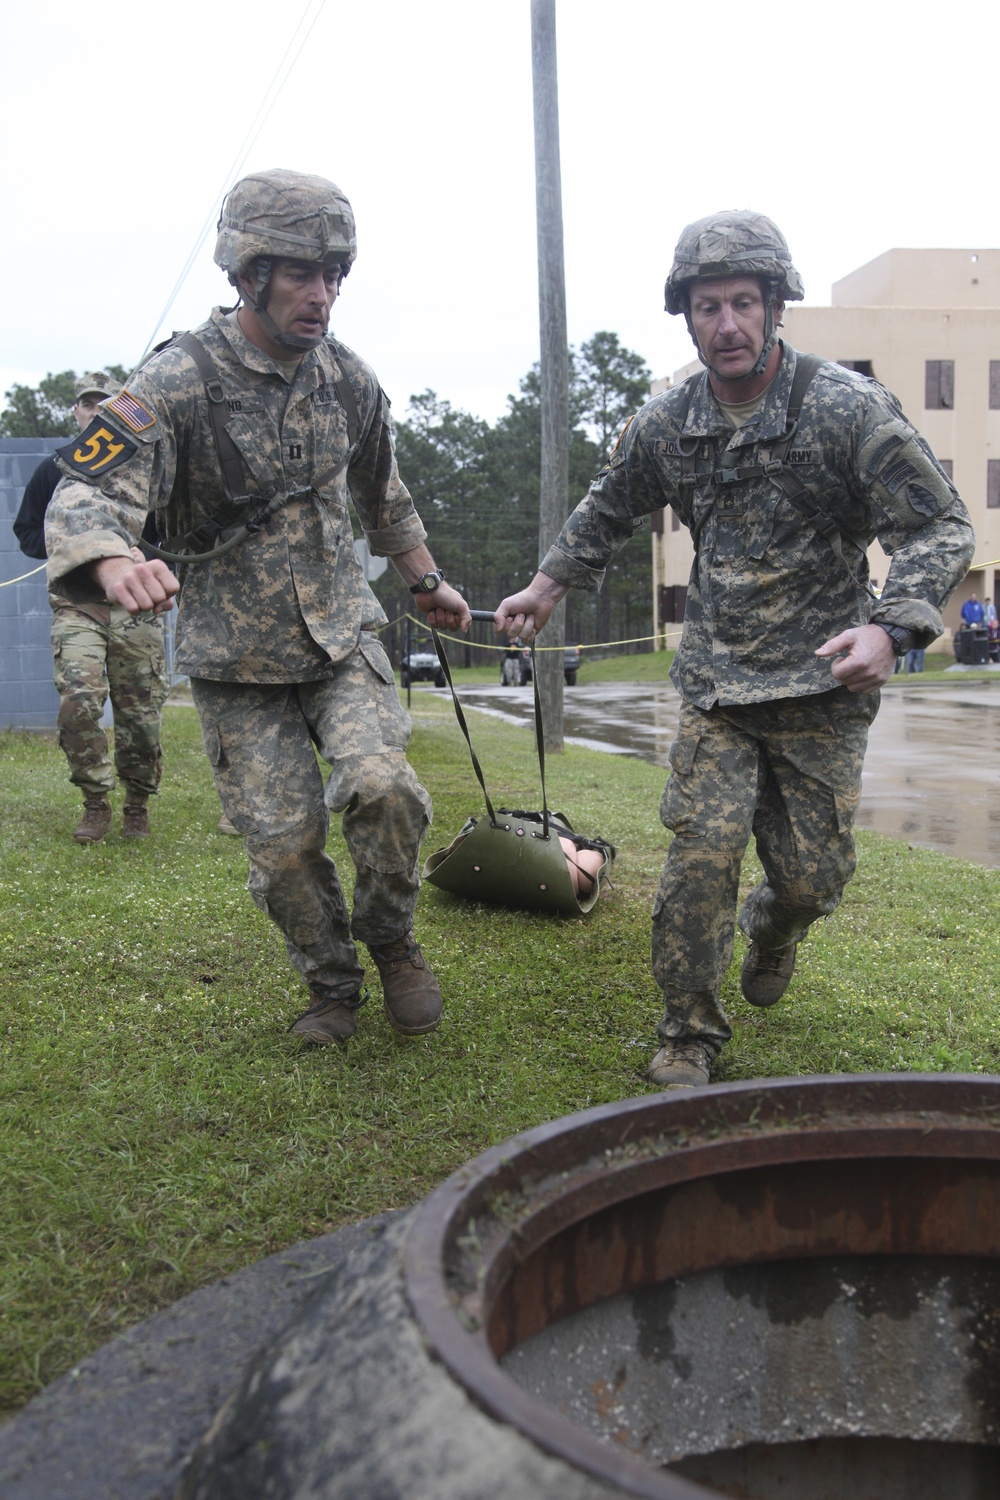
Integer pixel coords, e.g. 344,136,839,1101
181,1075,1000,1498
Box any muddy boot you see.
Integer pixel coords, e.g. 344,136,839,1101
368,933,443,1035
289,987,368,1045
122,800,151,839
647,1040,712,1090
73,794,112,845
740,941,798,1007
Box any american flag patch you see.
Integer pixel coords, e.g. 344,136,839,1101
106,390,156,434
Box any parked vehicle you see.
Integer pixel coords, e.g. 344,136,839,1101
400,646,445,688
500,642,581,687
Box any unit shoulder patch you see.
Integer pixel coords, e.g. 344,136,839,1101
905,481,944,517
56,418,138,480
106,390,157,434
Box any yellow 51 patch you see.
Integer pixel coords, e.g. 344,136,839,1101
106,390,156,433
56,418,138,479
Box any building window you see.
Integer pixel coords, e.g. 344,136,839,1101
989,460,1000,509
925,360,954,409
837,359,876,379
990,361,1000,410
658,584,687,624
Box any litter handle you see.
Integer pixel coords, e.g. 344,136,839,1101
468,609,497,623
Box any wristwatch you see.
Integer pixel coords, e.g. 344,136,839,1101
876,623,914,656
409,569,446,595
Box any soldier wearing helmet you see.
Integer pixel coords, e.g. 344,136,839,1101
214,168,358,353
497,209,974,1090
45,168,472,1046
663,210,805,382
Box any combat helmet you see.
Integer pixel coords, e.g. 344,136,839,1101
665,210,804,378
214,168,357,351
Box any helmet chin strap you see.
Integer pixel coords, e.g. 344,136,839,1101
234,259,327,353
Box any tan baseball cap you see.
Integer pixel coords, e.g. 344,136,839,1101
74,371,123,402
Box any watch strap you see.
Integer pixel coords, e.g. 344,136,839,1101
409,569,445,595
876,623,914,656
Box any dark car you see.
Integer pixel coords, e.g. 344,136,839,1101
400,647,445,688
500,643,581,687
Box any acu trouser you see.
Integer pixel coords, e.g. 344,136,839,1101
191,639,432,1000
51,602,168,800
652,687,879,1056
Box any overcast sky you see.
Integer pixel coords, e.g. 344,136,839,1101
1,0,995,424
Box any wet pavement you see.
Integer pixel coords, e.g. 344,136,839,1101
443,670,1000,869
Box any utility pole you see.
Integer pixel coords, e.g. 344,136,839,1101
531,0,568,751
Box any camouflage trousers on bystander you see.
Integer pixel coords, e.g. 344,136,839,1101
51,601,168,801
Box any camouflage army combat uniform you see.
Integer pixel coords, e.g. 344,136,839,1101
539,340,977,1086
43,172,464,1040
15,374,168,840
50,599,167,806
498,210,974,1086
540,343,974,1062
46,310,431,1002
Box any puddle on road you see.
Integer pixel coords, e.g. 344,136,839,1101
449,677,1000,869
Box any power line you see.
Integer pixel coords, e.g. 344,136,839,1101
140,0,327,361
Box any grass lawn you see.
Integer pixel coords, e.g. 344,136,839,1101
2,681,998,1415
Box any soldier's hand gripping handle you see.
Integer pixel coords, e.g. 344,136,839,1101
494,571,567,643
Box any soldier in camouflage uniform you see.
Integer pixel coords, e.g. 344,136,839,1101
44,169,471,1044
496,210,975,1089
15,372,168,843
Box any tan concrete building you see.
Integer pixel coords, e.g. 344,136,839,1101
652,248,999,650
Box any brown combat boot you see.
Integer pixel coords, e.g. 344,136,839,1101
122,801,151,838
289,987,368,1045
647,1040,712,1090
73,794,112,845
368,933,443,1035
740,941,798,1007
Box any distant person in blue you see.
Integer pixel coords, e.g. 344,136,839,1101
960,593,984,628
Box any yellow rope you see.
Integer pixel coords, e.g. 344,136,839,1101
0,562,46,587
406,612,684,652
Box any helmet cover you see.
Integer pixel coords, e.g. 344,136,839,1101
665,209,804,313
214,168,357,283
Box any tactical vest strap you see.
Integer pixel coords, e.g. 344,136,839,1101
756,355,872,592
674,354,871,593
331,357,361,448
177,332,250,506
138,332,361,565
